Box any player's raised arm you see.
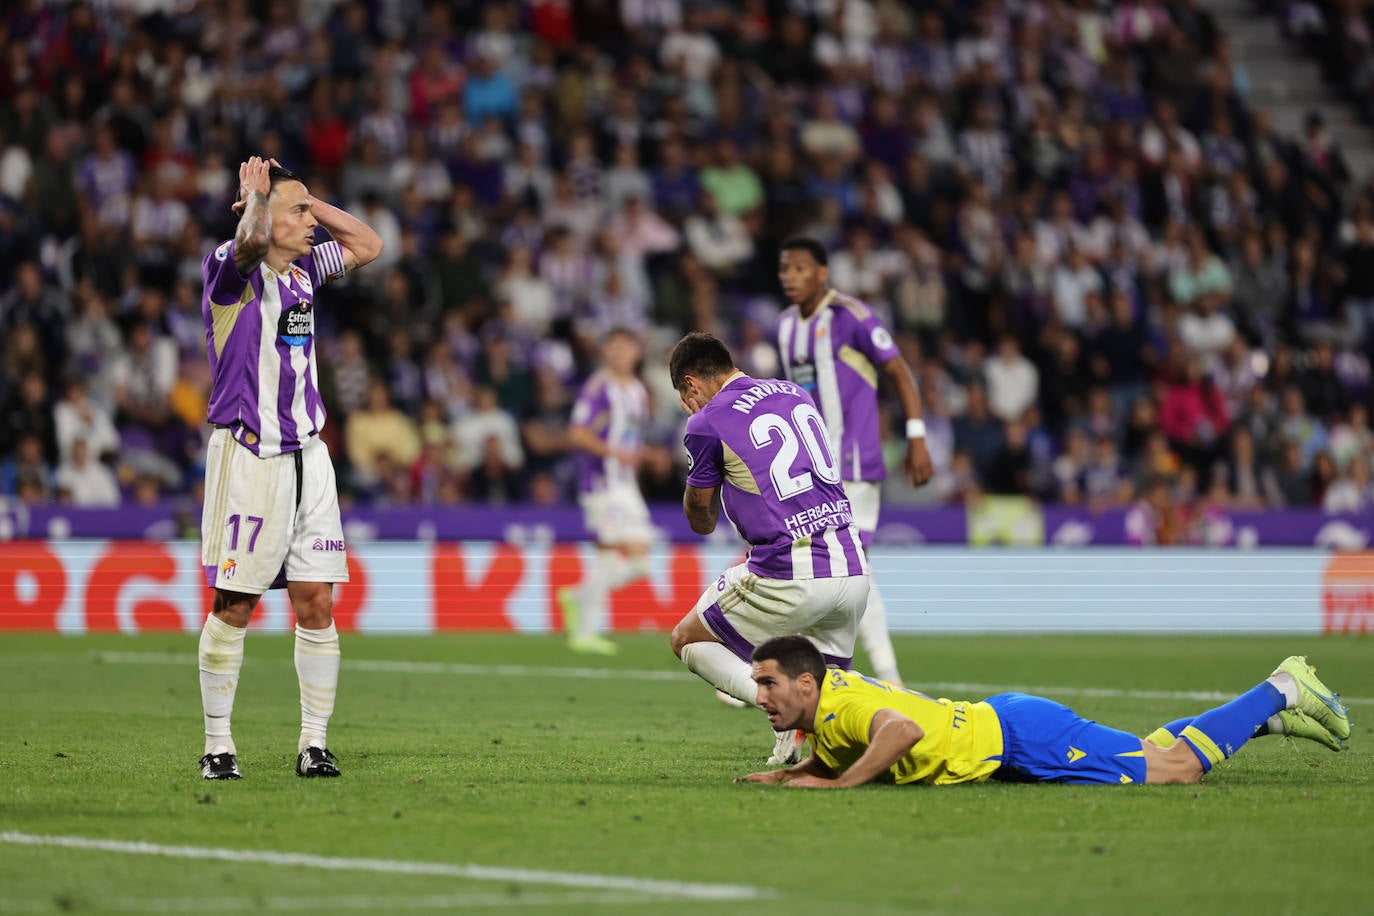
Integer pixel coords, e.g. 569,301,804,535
309,195,383,274
233,156,271,275
881,355,934,487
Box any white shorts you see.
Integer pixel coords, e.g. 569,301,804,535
579,482,654,546
693,563,869,667
845,479,880,536
201,429,349,594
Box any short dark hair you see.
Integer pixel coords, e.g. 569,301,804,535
780,237,829,267
752,636,827,683
269,164,303,190
604,326,639,344
669,332,735,390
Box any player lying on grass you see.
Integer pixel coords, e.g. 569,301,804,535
740,636,1351,788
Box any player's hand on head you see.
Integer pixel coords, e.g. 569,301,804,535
239,156,272,199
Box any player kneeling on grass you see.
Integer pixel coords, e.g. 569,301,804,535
740,635,1351,789
666,333,871,766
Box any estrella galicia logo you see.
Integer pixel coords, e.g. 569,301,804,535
312,537,345,551
279,301,314,347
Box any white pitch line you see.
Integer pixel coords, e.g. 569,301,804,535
90,651,1374,706
93,651,692,682
0,833,773,903
0,891,677,912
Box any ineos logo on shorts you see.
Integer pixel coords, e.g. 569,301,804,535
312,538,345,551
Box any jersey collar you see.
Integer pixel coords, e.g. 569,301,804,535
798,289,836,321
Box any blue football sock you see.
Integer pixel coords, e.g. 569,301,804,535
1159,717,1192,738
1178,683,1286,772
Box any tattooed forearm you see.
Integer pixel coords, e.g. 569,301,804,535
234,191,269,274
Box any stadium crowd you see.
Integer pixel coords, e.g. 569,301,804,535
1,0,1373,536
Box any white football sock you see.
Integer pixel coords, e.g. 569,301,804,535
575,550,645,639
1266,671,1298,707
199,614,245,756
859,585,902,683
681,641,757,706
295,622,340,753
613,552,650,588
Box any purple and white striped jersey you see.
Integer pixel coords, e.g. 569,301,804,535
570,371,648,494
201,238,348,457
684,373,868,581
778,290,901,482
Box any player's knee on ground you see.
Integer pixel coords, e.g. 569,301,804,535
289,582,334,628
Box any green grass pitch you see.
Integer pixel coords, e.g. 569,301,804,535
1,632,1371,915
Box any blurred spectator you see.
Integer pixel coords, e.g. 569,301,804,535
1,433,53,500
53,375,118,465
345,379,421,488
452,386,523,474
1323,453,1373,513
0,0,1367,519
685,190,753,276
1158,356,1229,468
983,335,1038,424
54,437,119,506
1125,476,1182,546
2,371,57,462
953,382,1004,486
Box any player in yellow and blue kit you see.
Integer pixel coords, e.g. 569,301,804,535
740,636,1351,789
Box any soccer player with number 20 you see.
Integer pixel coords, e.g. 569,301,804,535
667,333,871,766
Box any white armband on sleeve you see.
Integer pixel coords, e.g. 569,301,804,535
312,240,347,285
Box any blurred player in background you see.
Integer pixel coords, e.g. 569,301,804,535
197,157,382,780
777,238,933,685
558,328,653,655
741,636,1350,789
668,333,870,765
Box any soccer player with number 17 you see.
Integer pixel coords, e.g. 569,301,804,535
667,333,871,765
196,157,382,780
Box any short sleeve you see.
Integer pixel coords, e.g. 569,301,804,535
829,692,880,746
202,240,250,306
570,379,607,429
847,308,901,366
683,414,724,489
307,239,347,287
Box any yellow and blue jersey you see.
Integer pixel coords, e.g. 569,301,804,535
809,672,1152,786
809,669,1004,785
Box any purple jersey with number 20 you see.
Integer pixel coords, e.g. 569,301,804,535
683,373,867,581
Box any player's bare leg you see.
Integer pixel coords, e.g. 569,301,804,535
290,581,341,777
1141,662,1341,783
198,590,257,779
858,584,903,685
670,612,758,703
670,612,805,763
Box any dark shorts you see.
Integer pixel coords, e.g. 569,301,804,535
985,692,1148,785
